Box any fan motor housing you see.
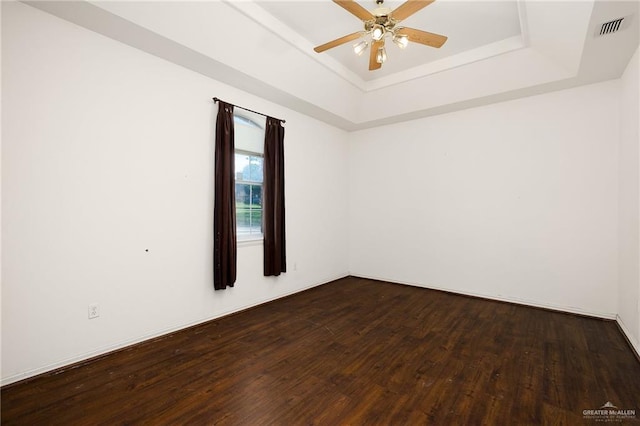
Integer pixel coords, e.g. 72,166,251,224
364,16,397,31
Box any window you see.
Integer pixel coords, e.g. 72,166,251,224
234,112,265,240
235,151,263,239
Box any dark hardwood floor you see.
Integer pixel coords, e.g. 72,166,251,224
2,276,640,425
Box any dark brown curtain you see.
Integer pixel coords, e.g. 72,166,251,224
213,101,237,290
263,117,286,276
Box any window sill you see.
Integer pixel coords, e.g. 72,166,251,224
237,238,263,247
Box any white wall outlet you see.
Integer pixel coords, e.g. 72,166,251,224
88,303,99,319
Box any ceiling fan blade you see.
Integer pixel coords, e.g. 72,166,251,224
314,32,362,53
398,27,447,48
333,0,374,21
390,0,435,22
369,40,383,71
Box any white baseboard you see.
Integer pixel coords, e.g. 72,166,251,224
616,315,640,358
351,273,618,320
1,273,349,387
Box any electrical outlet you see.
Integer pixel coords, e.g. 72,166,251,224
88,304,99,319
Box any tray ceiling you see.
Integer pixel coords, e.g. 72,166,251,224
258,0,524,83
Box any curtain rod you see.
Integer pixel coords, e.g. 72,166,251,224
213,97,285,124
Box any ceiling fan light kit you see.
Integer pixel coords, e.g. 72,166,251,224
371,24,385,41
393,33,409,49
353,39,369,56
314,0,448,71
376,46,387,64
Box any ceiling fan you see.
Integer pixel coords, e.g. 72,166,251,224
314,0,448,71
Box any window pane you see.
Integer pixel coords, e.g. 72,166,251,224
251,184,262,207
235,183,249,205
234,112,265,153
235,153,263,183
248,156,263,182
250,208,262,234
237,208,251,235
235,154,249,181
235,181,262,237
234,115,261,129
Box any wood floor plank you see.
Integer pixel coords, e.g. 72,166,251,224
2,277,640,425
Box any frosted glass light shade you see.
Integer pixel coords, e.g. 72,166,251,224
353,40,368,56
393,34,409,49
376,46,387,64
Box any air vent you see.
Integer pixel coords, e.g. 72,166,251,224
599,18,624,36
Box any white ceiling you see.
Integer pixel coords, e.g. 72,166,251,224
25,0,640,131
257,0,523,82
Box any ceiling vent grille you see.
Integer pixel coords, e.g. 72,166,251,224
599,18,624,36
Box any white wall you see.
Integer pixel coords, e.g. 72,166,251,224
1,2,349,385
618,45,640,353
349,81,620,318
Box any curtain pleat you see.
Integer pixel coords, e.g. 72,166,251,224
263,117,286,276
213,101,237,290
